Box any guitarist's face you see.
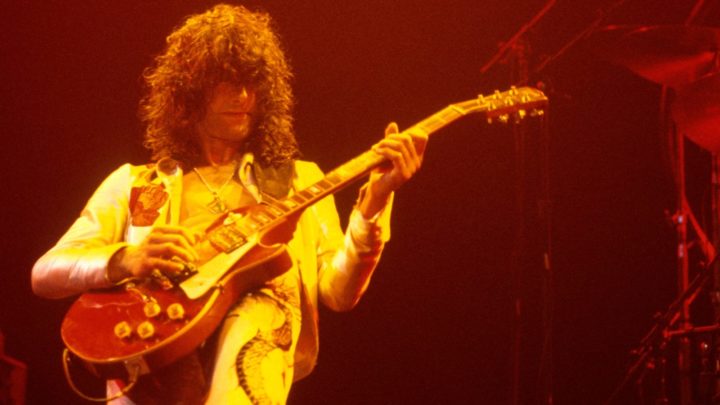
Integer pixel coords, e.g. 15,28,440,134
195,82,257,148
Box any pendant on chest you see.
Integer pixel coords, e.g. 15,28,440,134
206,194,228,214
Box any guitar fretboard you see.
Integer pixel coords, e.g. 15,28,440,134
277,102,478,214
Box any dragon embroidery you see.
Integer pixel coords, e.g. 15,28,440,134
129,183,168,226
235,292,295,405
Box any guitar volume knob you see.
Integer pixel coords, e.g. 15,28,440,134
114,321,132,339
143,302,162,318
167,303,186,320
137,321,156,339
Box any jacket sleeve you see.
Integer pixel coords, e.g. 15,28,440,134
31,164,133,298
304,164,393,312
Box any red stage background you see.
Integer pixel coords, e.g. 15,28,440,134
2,1,719,403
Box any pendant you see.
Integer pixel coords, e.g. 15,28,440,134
207,194,227,214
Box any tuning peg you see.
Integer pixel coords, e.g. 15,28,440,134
530,109,545,117
498,114,510,124
509,86,518,95
493,90,501,99
514,110,527,123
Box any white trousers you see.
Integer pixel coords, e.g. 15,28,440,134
108,291,300,405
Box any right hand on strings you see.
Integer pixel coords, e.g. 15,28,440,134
106,225,200,283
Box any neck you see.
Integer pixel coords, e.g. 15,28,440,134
199,136,244,167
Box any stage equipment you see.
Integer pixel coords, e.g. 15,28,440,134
672,73,720,153
479,3,557,404
595,23,720,405
590,25,720,89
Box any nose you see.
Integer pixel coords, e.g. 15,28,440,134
237,86,248,100
234,86,254,110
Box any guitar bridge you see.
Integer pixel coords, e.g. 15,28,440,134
167,262,199,283
208,222,248,253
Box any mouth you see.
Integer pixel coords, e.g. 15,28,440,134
220,112,252,121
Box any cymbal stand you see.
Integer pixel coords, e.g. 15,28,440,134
658,81,716,404
670,88,693,405
682,2,720,400
605,86,717,403
711,154,720,401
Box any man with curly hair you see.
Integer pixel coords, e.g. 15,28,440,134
32,4,426,404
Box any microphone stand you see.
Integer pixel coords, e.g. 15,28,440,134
479,0,556,76
478,3,556,405
479,2,639,404
531,0,630,77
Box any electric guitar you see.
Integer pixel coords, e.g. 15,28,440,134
61,86,548,398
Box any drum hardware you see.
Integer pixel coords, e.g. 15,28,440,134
672,73,720,153
593,22,720,404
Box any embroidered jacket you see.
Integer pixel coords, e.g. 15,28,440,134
32,156,392,380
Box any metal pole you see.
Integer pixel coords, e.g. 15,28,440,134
671,89,692,404
711,155,720,401
509,39,529,405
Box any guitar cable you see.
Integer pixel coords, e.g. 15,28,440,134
62,348,140,402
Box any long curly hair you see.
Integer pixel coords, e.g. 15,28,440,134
139,4,299,168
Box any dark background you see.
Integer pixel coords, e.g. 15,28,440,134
2,0,719,403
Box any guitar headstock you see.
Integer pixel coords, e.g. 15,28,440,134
452,86,548,124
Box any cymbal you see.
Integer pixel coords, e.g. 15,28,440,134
672,73,720,152
591,25,720,88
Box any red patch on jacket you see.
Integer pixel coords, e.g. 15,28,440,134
129,184,169,226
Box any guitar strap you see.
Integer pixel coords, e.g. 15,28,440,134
252,160,295,200
252,159,321,380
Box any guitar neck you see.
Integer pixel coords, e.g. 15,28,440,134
207,86,547,244
274,102,474,215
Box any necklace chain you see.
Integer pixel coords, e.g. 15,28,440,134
193,161,238,214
